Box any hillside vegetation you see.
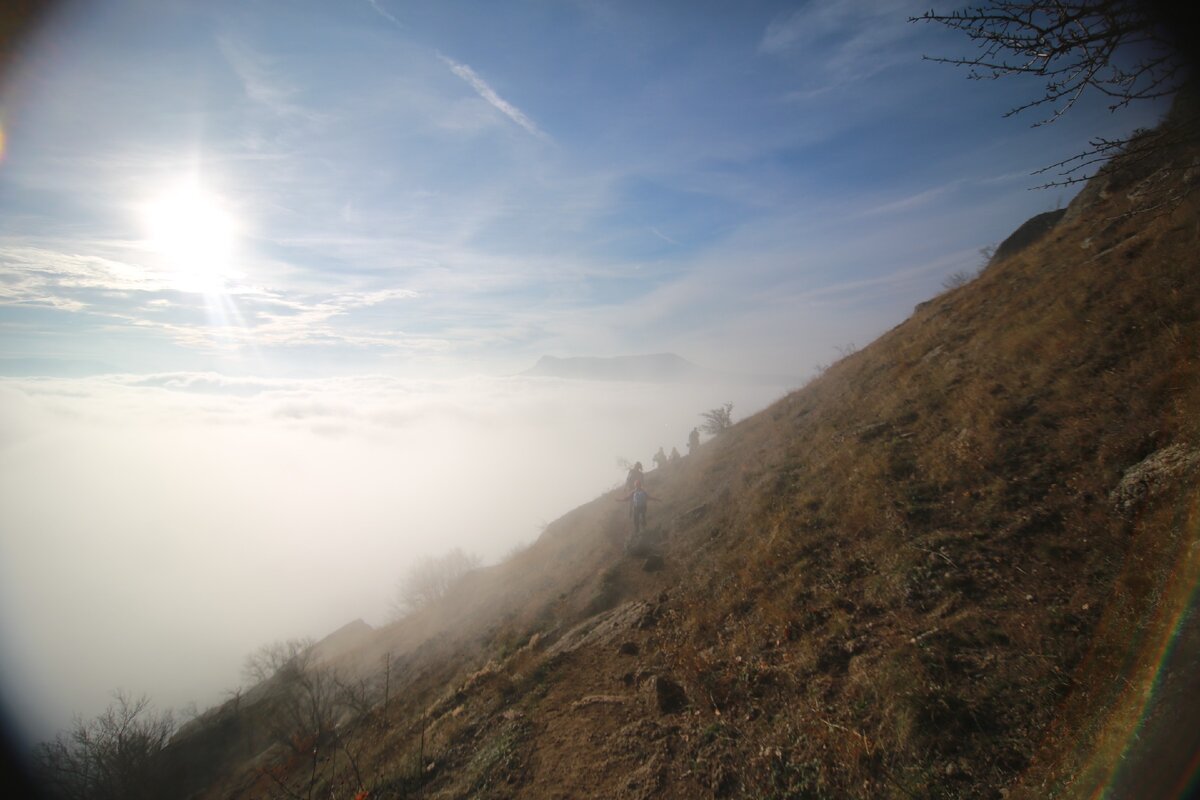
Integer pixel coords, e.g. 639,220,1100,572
156,103,1200,800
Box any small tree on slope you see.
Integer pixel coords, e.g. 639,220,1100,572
700,402,734,436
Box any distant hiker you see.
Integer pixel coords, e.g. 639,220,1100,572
688,427,700,455
653,447,667,470
625,461,644,491
669,446,681,463
617,479,658,547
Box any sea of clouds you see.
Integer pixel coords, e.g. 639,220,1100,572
0,371,790,742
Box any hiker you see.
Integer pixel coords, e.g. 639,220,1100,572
652,447,667,471
617,479,658,545
688,427,700,455
625,461,644,491
669,446,681,463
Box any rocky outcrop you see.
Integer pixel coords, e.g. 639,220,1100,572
545,600,656,658
1111,443,1200,514
990,209,1066,263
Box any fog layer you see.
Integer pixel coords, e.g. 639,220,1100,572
0,371,787,741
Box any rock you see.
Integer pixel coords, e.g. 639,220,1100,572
642,675,687,714
618,641,639,656
545,601,653,657
1111,444,1200,514
572,695,629,709
990,209,1066,262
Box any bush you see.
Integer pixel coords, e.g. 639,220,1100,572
942,269,973,290
700,402,734,436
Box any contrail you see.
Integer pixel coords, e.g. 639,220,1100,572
440,55,549,141
366,0,402,28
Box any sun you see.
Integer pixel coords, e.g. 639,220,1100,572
140,178,239,292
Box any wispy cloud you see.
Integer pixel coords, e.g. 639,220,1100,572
0,240,435,353
785,249,973,304
243,287,428,348
760,0,925,90
0,244,163,299
760,0,920,55
217,37,323,121
366,0,402,28
857,180,964,218
121,287,433,353
649,227,678,245
978,168,1036,186
439,55,550,141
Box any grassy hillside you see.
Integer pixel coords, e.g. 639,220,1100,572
166,105,1200,800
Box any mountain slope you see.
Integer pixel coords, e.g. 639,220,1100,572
170,106,1200,800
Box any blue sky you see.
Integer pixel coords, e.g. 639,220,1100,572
1,0,1171,380
0,0,1178,743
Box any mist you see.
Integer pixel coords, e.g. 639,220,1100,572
0,370,790,743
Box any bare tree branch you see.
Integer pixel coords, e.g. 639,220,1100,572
913,1,1185,122
913,1,1196,191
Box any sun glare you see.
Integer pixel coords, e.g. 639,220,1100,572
141,179,239,292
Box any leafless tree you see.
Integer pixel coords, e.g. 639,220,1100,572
284,666,340,751
243,639,385,799
913,2,1196,186
242,638,347,757
392,548,481,617
32,690,175,800
242,637,315,686
332,672,378,720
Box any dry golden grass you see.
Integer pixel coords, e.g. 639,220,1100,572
168,110,1200,800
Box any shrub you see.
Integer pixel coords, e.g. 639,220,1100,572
700,402,734,435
